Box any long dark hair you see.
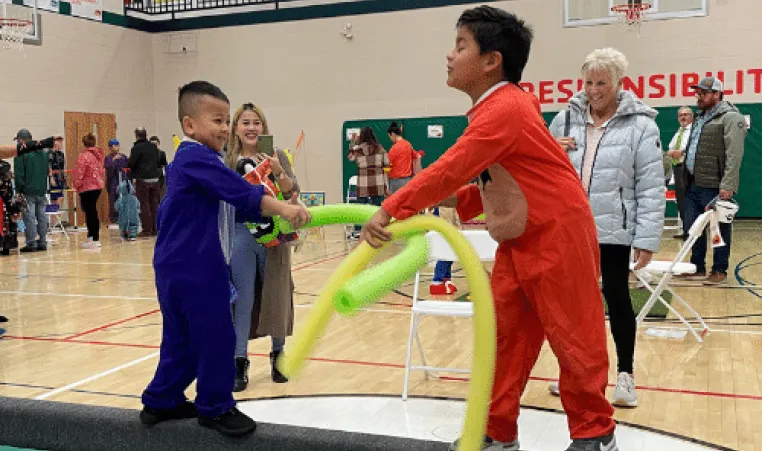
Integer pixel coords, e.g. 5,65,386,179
358,127,379,148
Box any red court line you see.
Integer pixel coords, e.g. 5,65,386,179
62,309,161,341
54,252,346,340
439,376,762,402
291,252,347,271
4,335,160,350
5,333,762,403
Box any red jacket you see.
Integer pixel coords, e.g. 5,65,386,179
73,147,106,193
383,83,592,247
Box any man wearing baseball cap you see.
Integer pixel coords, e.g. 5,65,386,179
14,129,53,252
679,77,747,285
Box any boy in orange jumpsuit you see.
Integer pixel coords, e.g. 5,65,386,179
361,6,617,451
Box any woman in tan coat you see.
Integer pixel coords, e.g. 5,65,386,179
226,103,298,391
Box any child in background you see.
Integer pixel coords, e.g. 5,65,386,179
140,80,310,438
0,161,21,256
115,177,140,241
429,205,460,296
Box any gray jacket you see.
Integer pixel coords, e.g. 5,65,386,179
549,90,665,252
682,101,746,193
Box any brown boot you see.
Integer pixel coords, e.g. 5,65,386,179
270,351,288,384
703,271,727,285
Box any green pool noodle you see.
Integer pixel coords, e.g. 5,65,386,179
333,232,429,315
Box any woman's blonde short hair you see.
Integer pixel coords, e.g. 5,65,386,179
581,47,629,85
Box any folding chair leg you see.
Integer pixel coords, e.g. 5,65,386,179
411,316,433,379
402,313,418,401
670,290,709,337
635,273,707,342
635,273,670,324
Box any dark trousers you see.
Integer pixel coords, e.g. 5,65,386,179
136,180,161,234
683,184,731,273
600,244,636,375
107,183,119,223
142,264,236,417
673,164,687,233
79,190,102,241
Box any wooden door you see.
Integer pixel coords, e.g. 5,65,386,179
63,112,117,227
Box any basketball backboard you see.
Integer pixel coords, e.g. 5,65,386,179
0,0,43,47
564,0,707,27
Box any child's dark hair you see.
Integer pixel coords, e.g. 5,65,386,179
178,81,230,123
456,6,534,84
82,133,97,148
358,127,379,148
387,121,403,136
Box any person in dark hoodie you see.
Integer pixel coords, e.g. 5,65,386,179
128,127,161,237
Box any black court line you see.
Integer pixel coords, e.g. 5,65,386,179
235,393,733,451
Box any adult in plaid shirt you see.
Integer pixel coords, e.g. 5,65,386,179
348,127,389,235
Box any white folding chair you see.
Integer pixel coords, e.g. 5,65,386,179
402,230,498,400
343,176,359,246
45,194,69,242
632,210,713,342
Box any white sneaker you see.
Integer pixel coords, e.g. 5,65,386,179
548,381,560,396
449,436,519,451
612,372,638,408
80,239,101,250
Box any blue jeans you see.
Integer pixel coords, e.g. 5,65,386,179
433,261,453,282
683,184,731,273
230,224,267,358
22,194,48,248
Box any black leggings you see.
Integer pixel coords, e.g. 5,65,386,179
79,190,102,241
600,244,636,374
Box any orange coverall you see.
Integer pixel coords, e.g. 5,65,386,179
382,83,615,442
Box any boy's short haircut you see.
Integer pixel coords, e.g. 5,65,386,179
456,6,534,85
177,80,230,124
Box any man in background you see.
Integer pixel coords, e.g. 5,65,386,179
667,106,694,239
150,135,168,199
14,129,50,253
128,127,161,237
680,77,747,285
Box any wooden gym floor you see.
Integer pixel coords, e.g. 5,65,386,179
0,222,761,450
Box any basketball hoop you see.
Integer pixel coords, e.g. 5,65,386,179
0,18,32,51
611,2,651,34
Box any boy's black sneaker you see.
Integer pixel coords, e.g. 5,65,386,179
140,401,197,426
198,406,256,437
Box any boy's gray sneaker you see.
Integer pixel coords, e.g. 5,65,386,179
565,433,618,451
449,436,519,451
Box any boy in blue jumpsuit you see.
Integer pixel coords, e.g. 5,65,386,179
140,81,310,437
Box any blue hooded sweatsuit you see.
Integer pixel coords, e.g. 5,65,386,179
142,140,265,418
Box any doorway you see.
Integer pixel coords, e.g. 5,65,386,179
63,112,117,228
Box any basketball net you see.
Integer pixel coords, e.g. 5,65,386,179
611,3,651,35
0,18,32,51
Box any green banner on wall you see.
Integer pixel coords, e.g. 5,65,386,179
343,102,762,218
